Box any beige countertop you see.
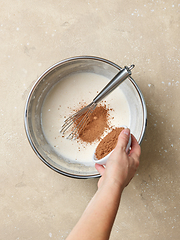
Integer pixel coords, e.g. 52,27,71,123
1,1,180,239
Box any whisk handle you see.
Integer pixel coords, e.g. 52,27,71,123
93,65,135,104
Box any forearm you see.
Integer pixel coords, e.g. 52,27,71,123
66,180,123,240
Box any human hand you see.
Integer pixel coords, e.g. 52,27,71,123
95,128,141,190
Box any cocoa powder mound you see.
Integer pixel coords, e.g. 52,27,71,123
74,105,110,143
95,127,124,160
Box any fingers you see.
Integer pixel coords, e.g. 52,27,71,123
115,128,130,151
95,163,105,176
129,134,141,158
129,134,141,168
128,154,140,170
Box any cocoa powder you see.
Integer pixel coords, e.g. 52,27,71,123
95,127,124,160
74,104,111,143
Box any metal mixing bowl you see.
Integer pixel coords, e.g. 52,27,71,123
24,56,147,179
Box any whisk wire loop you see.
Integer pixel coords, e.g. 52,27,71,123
60,104,91,134
61,102,97,140
67,103,97,140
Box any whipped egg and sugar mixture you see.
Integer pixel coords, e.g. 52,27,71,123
41,72,130,166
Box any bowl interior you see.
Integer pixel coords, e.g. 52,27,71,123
24,57,147,178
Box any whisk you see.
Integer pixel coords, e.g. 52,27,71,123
60,64,135,140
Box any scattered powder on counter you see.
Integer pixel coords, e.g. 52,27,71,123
95,127,124,160
73,104,112,143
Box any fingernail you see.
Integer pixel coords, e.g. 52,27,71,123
121,128,130,136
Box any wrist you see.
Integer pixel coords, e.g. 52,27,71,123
100,177,124,194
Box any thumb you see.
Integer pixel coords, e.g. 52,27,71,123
95,163,105,176
115,128,130,151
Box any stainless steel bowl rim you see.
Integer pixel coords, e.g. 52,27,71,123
24,55,147,179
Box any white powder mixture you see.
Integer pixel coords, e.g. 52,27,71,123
41,72,130,166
